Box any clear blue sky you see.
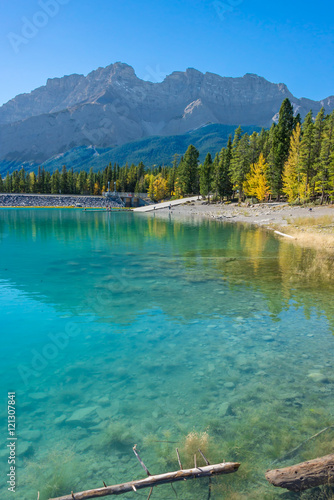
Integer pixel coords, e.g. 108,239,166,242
1,0,333,106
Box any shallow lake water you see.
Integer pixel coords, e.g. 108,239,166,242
0,209,333,500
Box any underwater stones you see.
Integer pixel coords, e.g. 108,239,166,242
262,335,275,341
98,396,110,405
76,439,93,453
19,430,41,441
54,414,67,425
95,407,111,420
224,382,235,389
67,406,98,424
29,392,48,400
307,372,329,383
19,441,33,456
218,402,230,416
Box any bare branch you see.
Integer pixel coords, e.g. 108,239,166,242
133,444,151,476
49,461,240,500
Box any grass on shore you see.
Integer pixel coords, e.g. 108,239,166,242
276,215,334,252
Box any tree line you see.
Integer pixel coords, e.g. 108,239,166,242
1,98,333,203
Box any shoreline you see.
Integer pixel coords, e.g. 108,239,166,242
149,200,334,252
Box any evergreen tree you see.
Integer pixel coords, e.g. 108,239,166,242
4,172,11,193
230,131,250,201
199,153,213,201
312,107,326,191
178,145,199,195
12,171,20,193
29,172,36,193
211,152,222,200
0,174,4,193
45,171,51,193
60,165,68,194
19,167,26,193
300,110,315,191
271,98,294,198
87,167,95,194
317,111,334,203
222,136,234,200
51,169,60,194
249,131,260,165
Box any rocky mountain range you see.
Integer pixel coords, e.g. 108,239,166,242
0,62,333,166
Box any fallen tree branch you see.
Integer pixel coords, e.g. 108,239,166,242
49,461,240,500
265,454,334,492
133,445,151,476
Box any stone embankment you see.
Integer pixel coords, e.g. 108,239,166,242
0,194,124,208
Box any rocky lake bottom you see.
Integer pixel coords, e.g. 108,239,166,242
0,209,333,500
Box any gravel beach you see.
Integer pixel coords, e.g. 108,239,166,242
147,200,334,249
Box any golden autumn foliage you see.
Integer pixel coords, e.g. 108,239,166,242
282,123,309,203
243,153,271,201
152,175,168,201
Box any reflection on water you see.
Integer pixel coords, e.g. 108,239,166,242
0,209,333,500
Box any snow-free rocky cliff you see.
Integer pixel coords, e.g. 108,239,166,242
0,62,333,163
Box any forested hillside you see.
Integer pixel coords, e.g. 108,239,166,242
1,99,333,204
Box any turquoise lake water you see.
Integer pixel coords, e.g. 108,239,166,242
0,209,333,500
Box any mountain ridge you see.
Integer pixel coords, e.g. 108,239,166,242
0,62,333,167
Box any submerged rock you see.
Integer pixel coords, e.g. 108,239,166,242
29,392,48,400
218,402,230,416
67,406,97,423
19,441,34,457
54,414,67,425
19,430,41,441
307,372,329,383
224,382,235,389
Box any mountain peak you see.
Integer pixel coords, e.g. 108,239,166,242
0,62,332,165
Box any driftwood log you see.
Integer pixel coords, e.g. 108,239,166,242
49,461,240,500
265,454,334,492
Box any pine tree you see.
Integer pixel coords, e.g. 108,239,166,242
4,172,11,193
300,110,315,192
60,165,68,194
230,131,250,201
211,152,222,200
19,167,26,193
282,123,308,203
243,153,271,202
29,172,36,193
199,153,213,201
271,98,294,198
317,111,334,203
178,145,199,195
51,169,60,194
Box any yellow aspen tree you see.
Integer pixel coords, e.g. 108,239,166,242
243,153,271,201
147,174,155,200
282,123,309,203
153,176,168,201
93,182,100,195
